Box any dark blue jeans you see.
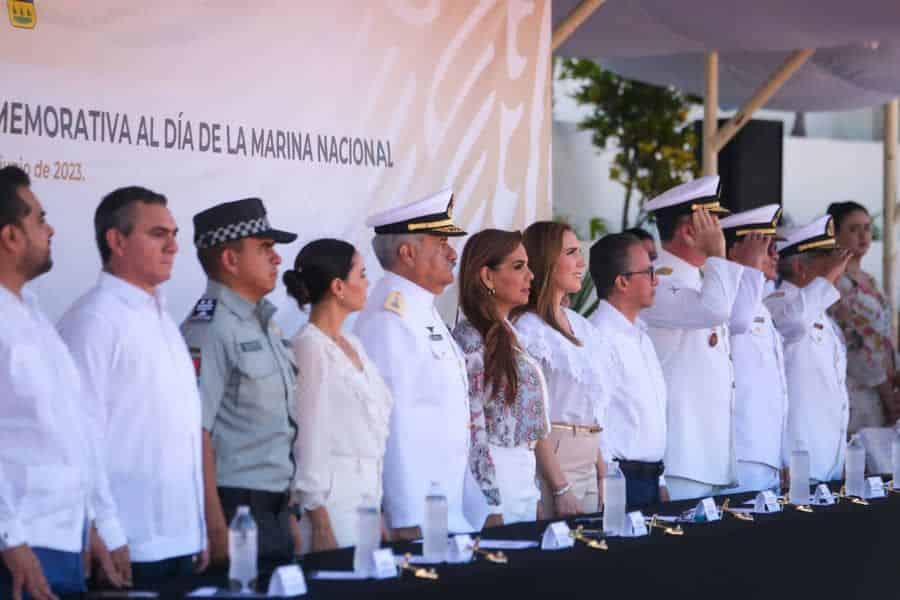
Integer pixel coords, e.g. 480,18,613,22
0,546,85,599
624,471,661,511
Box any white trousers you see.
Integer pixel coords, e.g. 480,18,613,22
725,461,780,494
298,456,381,555
666,476,728,502
489,444,539,525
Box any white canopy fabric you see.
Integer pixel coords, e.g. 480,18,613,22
553,0,900,111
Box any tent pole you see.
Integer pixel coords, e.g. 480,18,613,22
552,0,606,52
703,52,719,176
884,99,898,342
712,49,814,151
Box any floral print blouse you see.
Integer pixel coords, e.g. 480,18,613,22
829,270,895,388
452,319,550,508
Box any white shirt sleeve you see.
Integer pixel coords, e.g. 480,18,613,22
57,311,127,551
764,278,841,343
642,257,745,329
291,333,333,512
729,268,767,334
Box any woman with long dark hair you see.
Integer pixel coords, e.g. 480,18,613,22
283,239,393,553
512,222,609,518
452,229,549,526
826,202,900,431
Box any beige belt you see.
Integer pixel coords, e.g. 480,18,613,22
551,422,602,435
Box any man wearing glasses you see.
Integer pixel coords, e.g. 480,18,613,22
588,233,669,509
640,176,766,501
721,206,790,494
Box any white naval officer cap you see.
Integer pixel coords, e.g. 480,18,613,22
776,215,836,258
365,188,467,237
720,204,783,246
643,175,730,218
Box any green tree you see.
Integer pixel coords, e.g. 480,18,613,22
558,58,701,230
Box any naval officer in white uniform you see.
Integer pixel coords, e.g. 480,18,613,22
640,176,765,501
765,216,851,483
354,189,474,540
720,205,790,493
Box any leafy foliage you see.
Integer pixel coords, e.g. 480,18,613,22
558,58,701,231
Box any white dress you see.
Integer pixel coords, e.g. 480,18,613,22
291,323,393,553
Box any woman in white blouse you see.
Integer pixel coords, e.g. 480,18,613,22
283,238,393,553
512,222,609,518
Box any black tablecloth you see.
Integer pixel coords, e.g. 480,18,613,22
94,482,900,600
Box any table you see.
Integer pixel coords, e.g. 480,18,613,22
118,482,900,599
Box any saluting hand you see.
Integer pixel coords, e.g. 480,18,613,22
691,209,726,259
730,233,770,272
822,249,852,284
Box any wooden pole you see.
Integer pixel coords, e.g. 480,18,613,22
552,0,606,52
712,49,814,152
702,52,719,176
884,99,898,342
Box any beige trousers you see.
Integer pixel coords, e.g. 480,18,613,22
538,428,600,517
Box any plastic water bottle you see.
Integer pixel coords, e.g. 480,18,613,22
602,462,627,536
353,494,381,576
845,435,866,498
228,505,258,593
789,447,810,505
892,426,900,490
422,481,448,562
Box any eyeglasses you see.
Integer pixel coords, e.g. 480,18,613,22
621,266,656,281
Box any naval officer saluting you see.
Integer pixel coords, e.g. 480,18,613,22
354,189,474,540
720,205,790,493
640,176,752,501
765,216,851,484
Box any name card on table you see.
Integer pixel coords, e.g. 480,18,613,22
447,534,475,563
864,476,886,499
693,498,721,523
373,548,399,579
623,511,648,537
541,521,574,550
813,484,835,506
267,565,307,597
753,490,781,513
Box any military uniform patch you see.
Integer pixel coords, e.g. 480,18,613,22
190,298,217,321
190,347,202,376
384,291,405,317
656,266,673,276
240,340,263,352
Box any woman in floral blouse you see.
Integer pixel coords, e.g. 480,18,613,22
827,202,900,433
452,229,550,527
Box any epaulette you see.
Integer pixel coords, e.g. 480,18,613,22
189,297,217,322
384,291,405,317
655,266,673,276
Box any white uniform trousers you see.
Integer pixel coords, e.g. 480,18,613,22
725,461,780,494
666,476,729,502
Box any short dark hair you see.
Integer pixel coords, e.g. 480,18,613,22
283,238,356,308
0,166,32,230
654,211,689,242
197,239,243,279
589,233,641,300
94,186,167,264
827,201,868,233
624,227,654,242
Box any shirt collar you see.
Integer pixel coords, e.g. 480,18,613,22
0,283,32,320
98,272,165,310
383,270,437,309
595,300,642,338
205,279,276,324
